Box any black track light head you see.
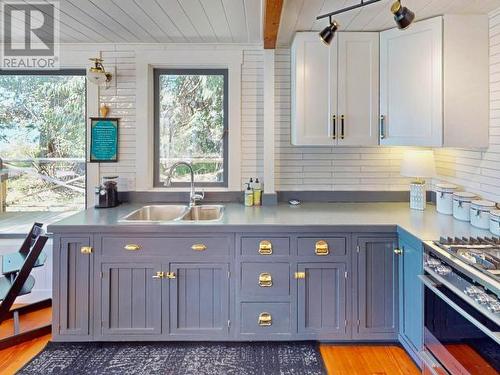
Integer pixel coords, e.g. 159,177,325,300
391,0,415,29
319,19,339,46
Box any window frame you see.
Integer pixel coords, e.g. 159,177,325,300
153,68,229,188
0,69,88,210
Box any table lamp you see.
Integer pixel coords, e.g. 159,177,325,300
400,150,436,210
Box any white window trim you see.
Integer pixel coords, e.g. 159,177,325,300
135,47,242,191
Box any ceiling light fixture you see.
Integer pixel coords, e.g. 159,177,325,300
319,17,339,45
391,0,415,29
316,0,415,44
87,57,112,87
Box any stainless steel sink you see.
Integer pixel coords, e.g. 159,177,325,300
180,205,224,221
121,205,188,222
120,204,224,222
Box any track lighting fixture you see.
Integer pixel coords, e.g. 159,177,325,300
316,0,415,43
319,17,338,46
391,0,415,29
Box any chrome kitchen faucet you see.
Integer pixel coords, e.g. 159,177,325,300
164,161,204,207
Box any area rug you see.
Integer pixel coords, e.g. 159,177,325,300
18,341,326,375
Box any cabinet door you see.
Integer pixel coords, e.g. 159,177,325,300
291,32,337,145
355,237,398,340
101,262,162,337
169,263,229,337
57,237,92,338
297,263,347,338
398,233,423,354
380,17,443,146
337,32,379,146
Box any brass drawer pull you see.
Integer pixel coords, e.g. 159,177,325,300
294,272,306,279
166,272,176,279
258,240,272,255
152,271,164,279
191,244,207,251
258,312,272,327
315,240,329,256
258,272,273,287
124,244,141,251
394,248,403,255
80,246,93,254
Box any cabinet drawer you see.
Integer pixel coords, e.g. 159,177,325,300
297,237,346,257
101,236,230,257
240,302,291,335
241,237,290,256
241,263,290,297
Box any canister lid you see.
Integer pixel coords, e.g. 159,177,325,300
471,200,496,210
490,210,500,220
435,183,457,193
452,192,477,202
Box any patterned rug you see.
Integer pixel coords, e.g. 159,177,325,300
18,341,326,375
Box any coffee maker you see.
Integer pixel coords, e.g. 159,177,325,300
95,176,119,208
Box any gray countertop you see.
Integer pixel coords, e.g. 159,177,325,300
47,202,492,241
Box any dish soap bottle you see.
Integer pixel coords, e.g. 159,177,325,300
253,178,262,206
244,183,253,207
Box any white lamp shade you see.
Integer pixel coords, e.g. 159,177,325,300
87,69,108,85
400,150,436,178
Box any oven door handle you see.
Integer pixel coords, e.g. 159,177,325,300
419,275,500,345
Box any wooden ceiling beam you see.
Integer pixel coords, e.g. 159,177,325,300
264,0,284,49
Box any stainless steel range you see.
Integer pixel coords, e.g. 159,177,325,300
421,238,500,374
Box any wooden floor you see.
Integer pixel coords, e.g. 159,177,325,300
0,305,419,374
0,338,420,375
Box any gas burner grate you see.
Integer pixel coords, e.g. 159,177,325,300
439,237,500,246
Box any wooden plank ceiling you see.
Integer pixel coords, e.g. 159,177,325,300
278,0,500,46
2,0,264,44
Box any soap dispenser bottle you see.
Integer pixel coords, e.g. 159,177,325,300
244,183,253,207
253,178,262,206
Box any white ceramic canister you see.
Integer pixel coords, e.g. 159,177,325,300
489,210,500,236
452,192,477,221
435,183,457,215
470,200,496,229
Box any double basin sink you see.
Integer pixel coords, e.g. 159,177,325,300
120,204,224,223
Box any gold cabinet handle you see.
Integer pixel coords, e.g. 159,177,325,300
124,244,141,251
258,240,272,255
191,244,207,251
258,312,272,327
394,248,403,255
294,271,306,279
166,272,176,279
315,240,329,256
80,246,93,254
152,271,164,279
258,272,273,287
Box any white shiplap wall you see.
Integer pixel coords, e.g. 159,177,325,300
433,11,500,202
274,49,415,191
98,46,137,190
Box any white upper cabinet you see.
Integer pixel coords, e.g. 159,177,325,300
380,16,489,147
337,33,379,146
291,32,337,146
291,32,379,146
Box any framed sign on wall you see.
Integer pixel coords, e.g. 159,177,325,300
90,117,119,162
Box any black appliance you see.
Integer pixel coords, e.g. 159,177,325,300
95,176,119,209
421,238,500,374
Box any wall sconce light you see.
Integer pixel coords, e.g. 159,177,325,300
87,58,112,87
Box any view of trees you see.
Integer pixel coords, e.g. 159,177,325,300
157,72,225,184
0,74,86,211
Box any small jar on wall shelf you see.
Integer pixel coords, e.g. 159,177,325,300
400,150,436,210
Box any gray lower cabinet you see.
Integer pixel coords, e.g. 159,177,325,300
169,263,229,338
297,262,348,338
100,262,162,338
54,236,92,340
354,236,398,340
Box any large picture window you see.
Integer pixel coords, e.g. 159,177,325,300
154,68,228,187
0,70,86,212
